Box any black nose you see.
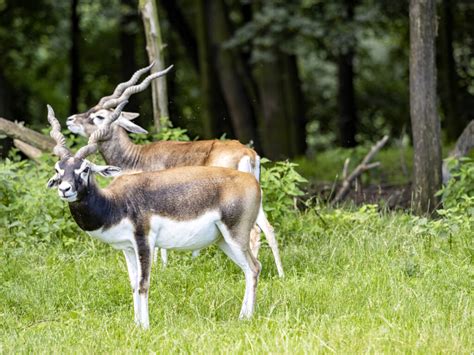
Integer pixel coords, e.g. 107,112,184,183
61,185,71,192
67,116,74,123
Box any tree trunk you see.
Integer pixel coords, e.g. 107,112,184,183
70,0,80,115
438,0,464,141
195,0,231,138
254,50,306,159
139,0,170,130
337,0,358,148
120,0,139,113
207,0,261,150
160,0,199,73
337,49,357,147
409,0,442,214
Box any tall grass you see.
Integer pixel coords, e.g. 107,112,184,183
1,207,472,353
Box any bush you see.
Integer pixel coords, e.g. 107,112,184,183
260,158,307,223
0,154,82,247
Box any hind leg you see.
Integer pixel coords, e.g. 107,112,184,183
256,207,284,278
153,247,168,267
249,225,261,258
216,223,261,319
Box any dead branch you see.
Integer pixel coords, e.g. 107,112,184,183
13,139,43,161
0,117,54,152
332,135,389,204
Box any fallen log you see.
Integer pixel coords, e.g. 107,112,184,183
332,135,389,204
0,117,54,152
13,139,43,161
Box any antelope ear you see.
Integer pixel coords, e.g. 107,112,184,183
117,117,148,134
90,163,122,177
47,175,59,188
121,111,140,121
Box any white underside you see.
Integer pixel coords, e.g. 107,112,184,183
88,218,136,250
151,211,221,250
88,210,222,252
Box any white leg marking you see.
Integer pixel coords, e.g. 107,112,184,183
123,249,140,324
137,251,151,330
160,248,168,267
139,292,150,329
256,204,284,278
216,223,260,319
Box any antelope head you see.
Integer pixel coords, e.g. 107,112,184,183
47,103,127,202
66,63,173,138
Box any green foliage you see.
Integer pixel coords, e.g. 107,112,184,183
428,158,474,238
260,158,307,223
439,157,474,209
0,155,81,247
130,122,191,144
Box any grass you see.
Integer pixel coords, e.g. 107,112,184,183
1,209,472,353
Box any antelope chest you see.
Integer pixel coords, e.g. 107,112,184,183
87,218,136,250
151,211,221,251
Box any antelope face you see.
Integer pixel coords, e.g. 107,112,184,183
67,108,146,137
66,108,100,138
47,157,121,202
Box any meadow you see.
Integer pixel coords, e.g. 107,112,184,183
0,151,473,353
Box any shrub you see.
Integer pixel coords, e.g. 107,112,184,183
0,154,82,247
260,158,307,223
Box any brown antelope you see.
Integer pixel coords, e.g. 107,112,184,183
46,103,266,329
66,63,284,277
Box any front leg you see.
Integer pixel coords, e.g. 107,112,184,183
136,236,152,329
123,249,140,324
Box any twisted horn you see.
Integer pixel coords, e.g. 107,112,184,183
97,61,155,106
102,65,174,109
47,105,71,159
75,100,129,159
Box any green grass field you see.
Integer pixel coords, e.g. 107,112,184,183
1,208,472,353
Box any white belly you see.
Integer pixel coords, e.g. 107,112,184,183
87,218,136,250
151,211,221,251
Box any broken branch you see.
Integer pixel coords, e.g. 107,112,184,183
332,135,389,204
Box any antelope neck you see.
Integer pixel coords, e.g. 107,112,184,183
68,181,118,232
99,127,144,170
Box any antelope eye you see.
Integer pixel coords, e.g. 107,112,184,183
83,167,90,174
95,115,104,120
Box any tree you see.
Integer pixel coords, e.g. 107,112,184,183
409,0,442,214
139,0,170,130
195,0,231,139
438,0,462,141
337,0,358,148
207,0,261,149
70,0,80,115
120,0,139,113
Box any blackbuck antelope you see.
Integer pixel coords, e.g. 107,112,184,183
46,104,266,328
66,63,284,277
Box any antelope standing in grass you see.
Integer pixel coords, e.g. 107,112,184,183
66,63,284,277
46,103,265,329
